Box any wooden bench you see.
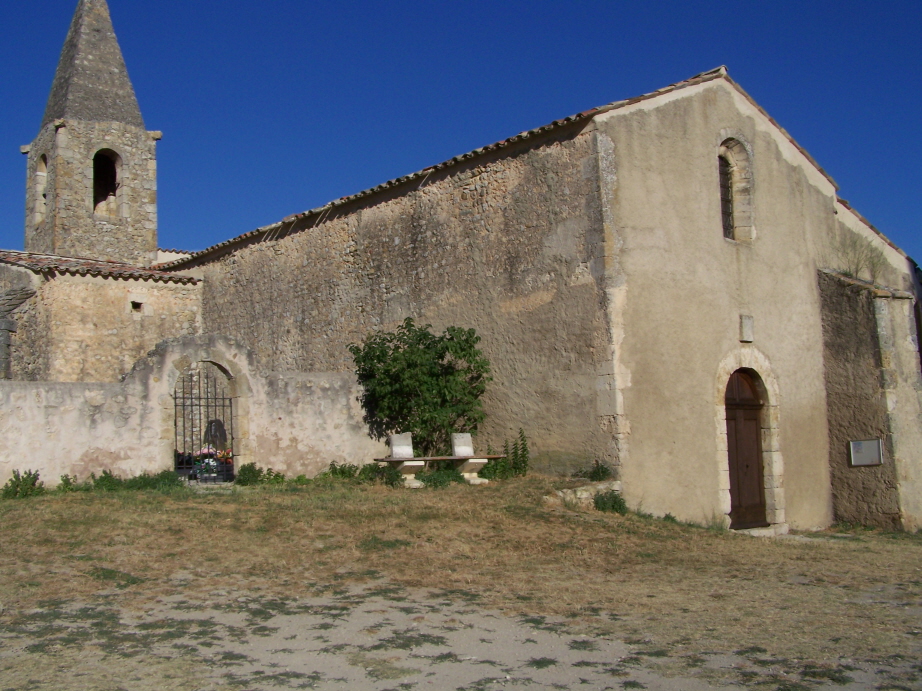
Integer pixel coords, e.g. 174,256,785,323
374,433,503,486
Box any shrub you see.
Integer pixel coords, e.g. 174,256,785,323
234,462,264,486
594,489,628,514
480,429,530,480
1,470,46,499
349,318,492,456
416,467,465,488
573,460,613,482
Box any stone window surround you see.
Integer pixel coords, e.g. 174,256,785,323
715,346,786,530
717,132,755,244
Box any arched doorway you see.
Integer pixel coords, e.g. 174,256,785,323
174,361,235,483
725,369,768,529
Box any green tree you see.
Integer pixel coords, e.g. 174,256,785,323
348,318,492,456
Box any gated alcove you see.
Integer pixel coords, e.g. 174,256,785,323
174,361,236,482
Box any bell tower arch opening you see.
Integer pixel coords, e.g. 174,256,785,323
93,149,121,217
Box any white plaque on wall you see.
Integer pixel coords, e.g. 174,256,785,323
849,439,883,467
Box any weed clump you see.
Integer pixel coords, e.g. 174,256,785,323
594,489,628,514
480,429,530,480
415,467,465,488
573,460,613,482
235,463,265,486
1,470,46,499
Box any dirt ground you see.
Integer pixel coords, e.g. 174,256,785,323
0,477,920,690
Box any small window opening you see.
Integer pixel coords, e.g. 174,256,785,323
718,138,754,242
719,155,735,239
93,149,120,217
34,155,48,227
131,301,143,313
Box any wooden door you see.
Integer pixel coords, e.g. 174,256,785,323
725,370,768,529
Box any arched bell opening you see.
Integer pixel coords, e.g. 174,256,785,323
725,368,769,529
93,149,121,217
174,361,236,483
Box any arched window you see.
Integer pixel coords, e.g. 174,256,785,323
93,149,121,217
717,138,753,242
33,154,48,227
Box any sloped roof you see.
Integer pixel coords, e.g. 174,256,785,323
0,250,198,285
158,67,842,270
42,0,144,128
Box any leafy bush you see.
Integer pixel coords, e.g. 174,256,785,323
480,429,530,480
349,318,492,456
1,470,46,499
234,463,264,486
573,460,613,482
594,489,628,514
416,467,465,488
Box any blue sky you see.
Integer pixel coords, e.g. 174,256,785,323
0,1,919,261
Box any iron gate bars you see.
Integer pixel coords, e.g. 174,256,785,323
174,362,235,483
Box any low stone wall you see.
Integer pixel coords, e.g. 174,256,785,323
0,336,385,486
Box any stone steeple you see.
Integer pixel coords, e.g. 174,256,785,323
23,0,159,267
42,0,145,129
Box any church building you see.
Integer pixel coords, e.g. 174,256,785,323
2,0,921,532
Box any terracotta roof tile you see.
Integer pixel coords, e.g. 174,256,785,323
0,249,198,285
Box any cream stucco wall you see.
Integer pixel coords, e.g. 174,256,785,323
595,80,843,529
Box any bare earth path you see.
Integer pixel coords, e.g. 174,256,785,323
0,478,920,690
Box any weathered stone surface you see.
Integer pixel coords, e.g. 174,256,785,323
198,131,612,472
818,272,901,529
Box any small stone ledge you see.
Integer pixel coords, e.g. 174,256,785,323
543,480,623,509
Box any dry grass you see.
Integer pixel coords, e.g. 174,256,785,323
1,475,920,668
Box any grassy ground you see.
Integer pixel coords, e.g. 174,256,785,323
1,476,920,688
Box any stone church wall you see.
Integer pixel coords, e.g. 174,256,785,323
198,129,612,472
818,271,901,528
0,265,47,380
37,274,201,383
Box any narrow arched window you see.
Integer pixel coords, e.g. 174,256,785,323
93,149,120,217
33,155,48,227
719,154,734,239
718,138,754,242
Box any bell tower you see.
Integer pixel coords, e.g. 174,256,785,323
23,0,160,266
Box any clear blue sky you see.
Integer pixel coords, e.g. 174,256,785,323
0,1,919,262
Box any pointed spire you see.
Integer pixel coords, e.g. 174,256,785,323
41,0,144,128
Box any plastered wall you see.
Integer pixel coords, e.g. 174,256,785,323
0,336,385,486
596,80,839,529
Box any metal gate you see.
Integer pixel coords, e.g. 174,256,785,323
174,362,235,483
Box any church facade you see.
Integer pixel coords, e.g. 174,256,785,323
2,0,921,532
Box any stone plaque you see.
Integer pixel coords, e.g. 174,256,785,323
849,439,883,467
